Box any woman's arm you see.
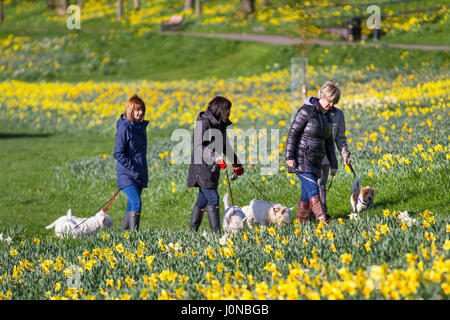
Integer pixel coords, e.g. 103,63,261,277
113,126,135,170
285,106,309,162
325,134,338,170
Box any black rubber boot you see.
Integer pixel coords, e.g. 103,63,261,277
122,211,130,230
190,205,205,232
206,205,221,233
128,211,141,230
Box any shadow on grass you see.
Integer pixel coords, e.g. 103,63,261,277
0,132,53,139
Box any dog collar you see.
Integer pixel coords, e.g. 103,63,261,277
358,196,372,207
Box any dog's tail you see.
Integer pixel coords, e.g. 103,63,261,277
351,177,362,193
223,193,230,210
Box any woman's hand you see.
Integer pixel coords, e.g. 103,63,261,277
287,159,295,168
344,155,351,165
215,156,226,169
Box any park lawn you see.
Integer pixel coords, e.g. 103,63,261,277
1,30,448,84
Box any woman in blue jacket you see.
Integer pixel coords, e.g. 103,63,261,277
113,94,149,231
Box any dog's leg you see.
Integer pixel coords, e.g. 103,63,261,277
223,193,230,210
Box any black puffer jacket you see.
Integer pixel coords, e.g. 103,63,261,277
187,109,241,189
285,97,338,177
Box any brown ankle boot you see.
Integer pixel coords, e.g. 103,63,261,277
296,200,310,223
309,195,329,224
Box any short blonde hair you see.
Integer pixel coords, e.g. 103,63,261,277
124,94,146,124
319,81,340,104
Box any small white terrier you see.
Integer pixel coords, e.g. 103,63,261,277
242,199,293,229
45,209,112,238
222,193,247,233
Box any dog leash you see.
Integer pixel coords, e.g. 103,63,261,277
74,191,120,229
347,163,357,178
294,169,335,192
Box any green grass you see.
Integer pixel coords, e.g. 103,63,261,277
1,30,448,83
0,125,115,236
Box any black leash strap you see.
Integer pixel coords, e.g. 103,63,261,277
75,191,120,229
347,163,357,178
295,170,334,192
246,177,270,202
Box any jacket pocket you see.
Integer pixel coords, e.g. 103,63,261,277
305,148,324,167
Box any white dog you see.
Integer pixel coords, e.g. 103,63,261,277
45,209,112,238
350,178,375,213
242,199,293,229
222,193,247,233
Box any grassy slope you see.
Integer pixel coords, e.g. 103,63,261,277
1,30,448,83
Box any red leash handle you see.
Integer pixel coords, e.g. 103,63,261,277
103,191,120,212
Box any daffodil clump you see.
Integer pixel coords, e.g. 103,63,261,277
0,209,448,300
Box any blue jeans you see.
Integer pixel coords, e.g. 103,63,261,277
122,185,143,212
195,187,219,208
297,173,319,202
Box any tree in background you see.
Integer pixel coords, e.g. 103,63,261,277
57,0,68,15
283,1,321,104
134,0,140,10
195,0,202,18
117,0,123,20
184,0,193,12
241,0,255,16
0,0,3,24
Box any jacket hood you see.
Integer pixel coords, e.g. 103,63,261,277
198,109,232,127
116,115,129,129
304,97,337,113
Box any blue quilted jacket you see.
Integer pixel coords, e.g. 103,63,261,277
113,115,149,190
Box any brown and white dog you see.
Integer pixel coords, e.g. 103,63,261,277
350,178,375,213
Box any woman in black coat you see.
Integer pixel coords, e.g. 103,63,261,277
285,81,339,224
187,96,244,233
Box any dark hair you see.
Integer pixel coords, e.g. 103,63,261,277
207,96,231,121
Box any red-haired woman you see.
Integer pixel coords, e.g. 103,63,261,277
113,94,148,231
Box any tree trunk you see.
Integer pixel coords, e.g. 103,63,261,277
195,0,202,18
241,0,255,15
0,0,3,25
184,0,193,11
47,0,55,9
57,0,68,16
117,0,123,20
78,0,82,14
133,0,139,10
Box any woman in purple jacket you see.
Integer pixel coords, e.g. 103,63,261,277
113,94,149,231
